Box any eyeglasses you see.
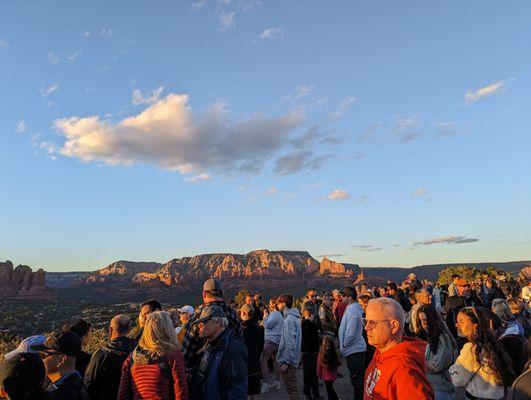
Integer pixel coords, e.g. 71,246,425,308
457,284,470,288
364,319,392,329
40,351,61,359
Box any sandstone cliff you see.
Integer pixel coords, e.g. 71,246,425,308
0,261,56,299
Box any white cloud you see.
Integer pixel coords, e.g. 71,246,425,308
412,188,429,198
464,81,506,104
100,28,113,37
84,31,91,37
394,114,421,143
352,244,382,252
259,27,284,40
0,39,9,49
41,83,60,97
52,93,306,176
327,189,349,201
16,120,26,133
274,151,331,175
331,96,356,118
284,193,296,200
308,182,322,190
48,52,61,65
132,87,164,106
191,0,207,10
237,184,250,191
437,122,458,136
184,173,211,184
284,84,314,102
67,51,82,62
413,236,479,246
219,11,236,31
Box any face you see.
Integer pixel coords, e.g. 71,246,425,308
82,328,92,346
198,319,217,339
277,301,286,312
379,288,388,297
358,297,369,310
254,295,261,304
457,283,471,296
139,305,153,328
364,302,398,349
485,280,492,288
418,312,428,331
323,297,332,306
41,352,64,375
240,309,252,321
179,312,190,324
245,296,253,305
303,309,312,319
416,289,432,305
455,312,477,339
269,300,277,311
307,291,317,302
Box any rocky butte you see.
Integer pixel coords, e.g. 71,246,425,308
0,260,56,300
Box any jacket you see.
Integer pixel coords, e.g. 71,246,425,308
332,300,347,324
301,318,320,353
263,310,283,344
364,337,434,400
117,347,189,400
444,294,484,339
276,307,302,367
191,329,248,400
317,354,340,382
319,303,337,335
242,319,264,375
46,372,90,400
338,302,366,357
449,342,504,399
505,361,531,400
84,336,137,400
425,333,456,393
182,300,242,374
76,351,92,378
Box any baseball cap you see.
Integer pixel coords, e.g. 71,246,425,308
4,335,46,361
0,353,45,393
203,278,222,292
30,331,81,357
178,305,194,315
192,305,227,325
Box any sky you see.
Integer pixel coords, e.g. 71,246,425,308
1,1,530,272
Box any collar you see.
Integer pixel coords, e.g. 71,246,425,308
49,371,82,390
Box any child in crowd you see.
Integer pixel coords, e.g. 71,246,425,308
317,335,341,400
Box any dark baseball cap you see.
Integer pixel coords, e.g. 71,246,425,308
203,278,222,292
30,331,81,357
192,305,227,325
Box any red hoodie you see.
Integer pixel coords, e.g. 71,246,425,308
364,337,434,400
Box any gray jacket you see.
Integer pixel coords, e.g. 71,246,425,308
425,333,457,393
276,307,302,367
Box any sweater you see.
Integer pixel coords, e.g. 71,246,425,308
117,348,189,400
449,342,504,399
425,333,456,393
338,302,366,357
263,310,283,344
276,307,302,367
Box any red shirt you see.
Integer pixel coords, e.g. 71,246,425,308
332,300,347,324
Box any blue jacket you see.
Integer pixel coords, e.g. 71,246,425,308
276,307,302,367
338,302,366,357
192,329,248,400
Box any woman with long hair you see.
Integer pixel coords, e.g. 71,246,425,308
449,306,515,399
118,311,189,400
416,305,457,400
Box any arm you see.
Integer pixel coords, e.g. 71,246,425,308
220,343,248,400
342,312,359,348
83,349,102,396
277,320,299,365
182,321,201,372
390,364,434,400
427,335,453,373
117,356,133,400
171,352,190,400
448,343,478,388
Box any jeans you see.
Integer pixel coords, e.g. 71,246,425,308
281,365,299,400
434,391,455,400
302,352,319,398
346,351,366,400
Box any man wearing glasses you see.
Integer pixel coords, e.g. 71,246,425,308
364,297,434,400
31,330,89,400
444,277,484,347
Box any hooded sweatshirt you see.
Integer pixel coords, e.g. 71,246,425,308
263,310,284,344
364,337,434,400
338,302,366,357
276,307,302,368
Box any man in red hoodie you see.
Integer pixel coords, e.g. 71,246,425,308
363,297,434,400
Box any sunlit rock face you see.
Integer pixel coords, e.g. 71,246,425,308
0,261,56,299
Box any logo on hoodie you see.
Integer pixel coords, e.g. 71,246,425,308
365,366,381,397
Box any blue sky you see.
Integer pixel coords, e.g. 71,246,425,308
1,1,530,271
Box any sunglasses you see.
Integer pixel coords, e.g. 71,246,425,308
40,351,61,359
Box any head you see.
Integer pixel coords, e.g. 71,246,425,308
415,288,432,306
139,299,162,328
317,334,340,369
240,304,254,321
109,315,131,339
306,288,317,302
408,273,417,282
0,354,46,400
268,297,278,311
32,331,80,380
485,278,496,289
322,293,333,307
364,298,405,352
195,305,228,342
451,274,461,284
139,311,179,356
276,294,293,312
361,283,367,292
378,287,388,297
202,279,223,303
358,294,370,311
455,308,480,340
178,306,194,325
68,319,92,347
415,305,447,353
455,278,471,297
332,289,341,301
253,294,261,304
245,294,254,305
343,286,357,305
387,282,398,296
491,298,515,321
506,298,525,316
302,302,315,320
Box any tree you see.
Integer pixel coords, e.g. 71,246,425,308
234,289,249,307
437,266,479,286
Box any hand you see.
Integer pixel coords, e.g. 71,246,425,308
280,364,289,374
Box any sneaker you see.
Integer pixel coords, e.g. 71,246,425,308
274,380,282,390
261,382,272,393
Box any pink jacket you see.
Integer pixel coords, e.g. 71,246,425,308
317,355,340,382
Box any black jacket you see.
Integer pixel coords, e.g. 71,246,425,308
83,336,137,400
242,319,264,375
46,372,89,400
301,318,320,353
76,351,92,378
445,294,484,339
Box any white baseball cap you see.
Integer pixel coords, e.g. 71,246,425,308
5,335,46,360
178,305,194,315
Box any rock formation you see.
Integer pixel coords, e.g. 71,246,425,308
0,261,56,299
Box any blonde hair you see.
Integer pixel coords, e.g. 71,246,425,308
139,311,180,357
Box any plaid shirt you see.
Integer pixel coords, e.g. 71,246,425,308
182,300,243,373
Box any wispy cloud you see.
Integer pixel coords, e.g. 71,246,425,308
237,184,250,191
219,11,236,31
413,236,479,246
412,188,429,198
352,244,382,252
191,0,207,11
48,52,61,65
132,86,164,106
184,173,211,184
100,28,113,38
394,114,421,143
327,189,349,201
284,84,315,102
52,93,306,177
84,31,91,37
464,81,506,104
0,39,10,49
16,120,27,134
316,253,346,258
331,96,356,118
67,51,82,62
259,27,284,40
437,122,458,137
308,182,322,190
274,151,331,175
41,83,60,97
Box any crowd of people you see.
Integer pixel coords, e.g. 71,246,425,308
0,271,530,400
